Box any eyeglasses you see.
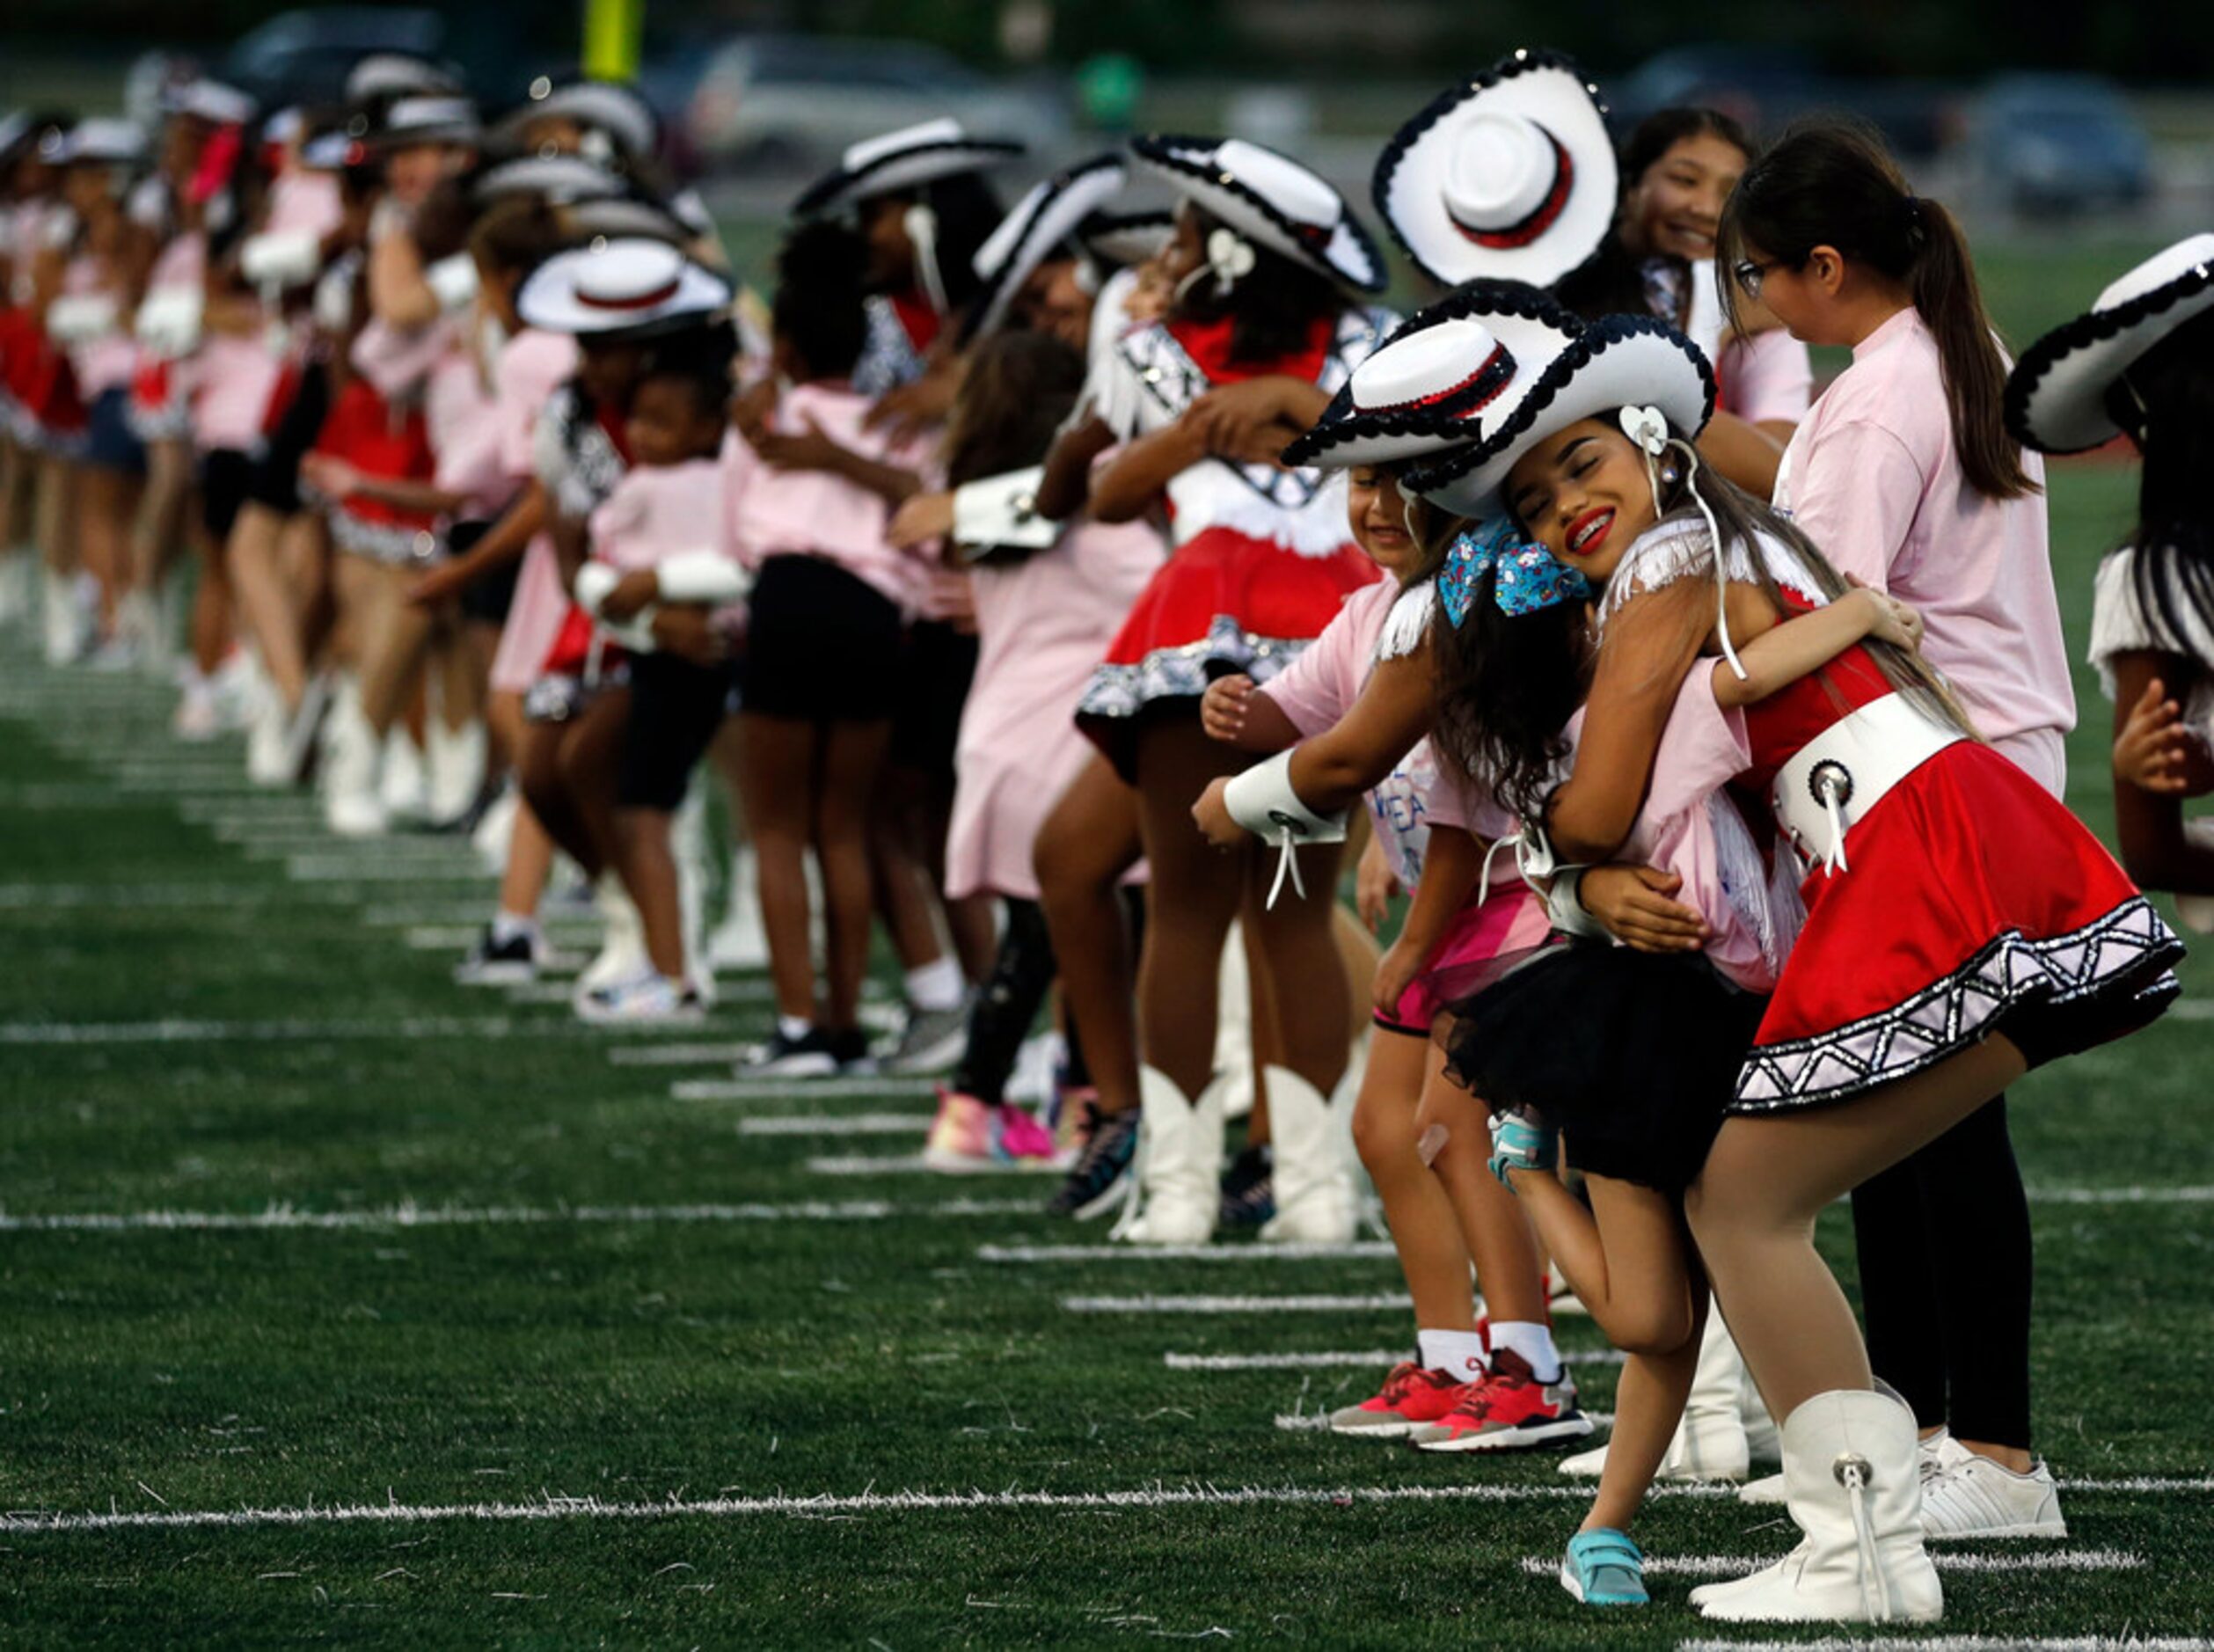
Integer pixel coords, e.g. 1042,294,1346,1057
1731,257,1791,300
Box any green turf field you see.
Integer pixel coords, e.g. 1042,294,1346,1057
4,260,2213,1644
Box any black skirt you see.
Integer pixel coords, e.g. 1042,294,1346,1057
1441,939,1767,1194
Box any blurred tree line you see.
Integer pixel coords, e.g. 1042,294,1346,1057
9,0,2211,80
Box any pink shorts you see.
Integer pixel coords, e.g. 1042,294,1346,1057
1376,880,1552,1037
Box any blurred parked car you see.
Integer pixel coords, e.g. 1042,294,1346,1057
1970,74,2151,217
218,8,450,107
685,33,1066,172
1612,43,1954,157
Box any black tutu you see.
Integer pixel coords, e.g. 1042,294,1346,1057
1440,939,1768,1193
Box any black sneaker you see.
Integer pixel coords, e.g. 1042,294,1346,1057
741,1027,841,1078
1218,1144,1275,1228
828,1027,879,1076
453,925,540,985
1048,1104,1139,1219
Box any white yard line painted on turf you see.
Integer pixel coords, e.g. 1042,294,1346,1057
983,1242,1399,1264
1166,1347,1630,1370
1526,1549,2142,1582
737,1113,930,1136
0,1016,698,1045
676,1076,930,1100
612,1042,761,1066
0,1480,1752,1537
812,1153,1060,1176
0,1198,1042,1233
2170,998,2213,1020
2030,1184,2214,1204
283,857,492,882
405,925,599,951
505,978,777,1006
1070,1293,1414,1314
1676,1639,2212,1652
0,882,289,909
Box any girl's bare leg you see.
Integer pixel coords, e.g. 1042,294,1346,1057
1411,1065,1548,1324
817,718,896,1031
739,712,822,1024
1354,1031,1478,1332
1687,1036,2028,1427
1034,755,1145,1116
225,503,308,709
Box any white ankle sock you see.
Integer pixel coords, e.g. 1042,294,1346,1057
1416,1328,1488,1384
491,910,538,947
1487,1320,1562,1384
905,957,965,1012
777,1014,813,1042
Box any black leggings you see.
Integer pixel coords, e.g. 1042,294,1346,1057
952,891,1145,1105
1849,1095,2033,1450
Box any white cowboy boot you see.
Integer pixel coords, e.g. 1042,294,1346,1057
1562,1314,1780,1481
320,677,388,837
1258,1063,1359,1244
1113,1067,1227,1245
378,725,429,822
424,716,486,825
674,786,715,1005
1697,1387,1941,1624
1211,922,1254,1123
576,876,647,997
41,568,89,664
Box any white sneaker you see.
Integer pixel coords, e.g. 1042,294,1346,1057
574,970,706,1027
1920,1451,2066,1540
577,880,647,993
172,676,222,742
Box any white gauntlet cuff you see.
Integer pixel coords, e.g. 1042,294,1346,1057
1224,750,1347,907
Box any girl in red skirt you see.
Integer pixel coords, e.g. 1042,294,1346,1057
1392,294,2181,1622
1063,135,1396,1243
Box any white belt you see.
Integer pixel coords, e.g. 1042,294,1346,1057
1771,691,1962,877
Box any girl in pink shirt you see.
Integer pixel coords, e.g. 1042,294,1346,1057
725,222,926,1077
1719,121,2073,1533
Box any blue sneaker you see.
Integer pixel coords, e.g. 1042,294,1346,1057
1560,1528,1648,1607
1487,1107,1559,1187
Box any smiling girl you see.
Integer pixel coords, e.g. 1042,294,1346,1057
1398,296,2179,1622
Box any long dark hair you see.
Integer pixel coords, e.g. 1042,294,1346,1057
1621,106,1756,193
1177,205,1347,366
1430,416,1977,821
774,219,869,380
1719,118,2035,501
943,331,1086,566
2111,307,2214,663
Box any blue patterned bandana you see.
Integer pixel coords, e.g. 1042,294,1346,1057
1437,519,1592,627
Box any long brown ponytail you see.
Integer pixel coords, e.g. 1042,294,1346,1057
1719,118,2035,502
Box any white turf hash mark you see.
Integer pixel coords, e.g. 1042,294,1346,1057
982,1242,1399,1263
737,1113,930,1137
4,1482,2203,1539
678,1077,924,1101
1675,1639,2214,1652
0,1199,1042,1233
811,1154,1062,1176
1521,1548,2144,1580
1172,1347,1629,1370
0,1017,695,1045
1069,1293,1415,1314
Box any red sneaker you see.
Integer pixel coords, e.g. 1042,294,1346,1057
1327,1361,1472,1438
1410,1348,1593,1453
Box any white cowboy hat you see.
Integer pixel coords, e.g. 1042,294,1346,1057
163,79,258,128
45,118,145,166
371,94,480,150
515,237,731,336
1130,133,1386,294
2006,233,2214,455
473,152,626,206
494,77,660,163
793,117,1021,218
1402,289,1713,517
1286,282,1582,468
563,195,698,247
1372,47,1616,290
346,55,460,103
968,153,1130,340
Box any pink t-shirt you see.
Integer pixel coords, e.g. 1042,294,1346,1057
264,170,345,241
192,333,281,451
426,344,508,515
1773,306,2072,796
1260,579,1438,887
1718,327,1813,427
588,460,727,574
351,316,454,401
947,517,1162,901
62,253,135,398
720,381,927,613
495,329,581,480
